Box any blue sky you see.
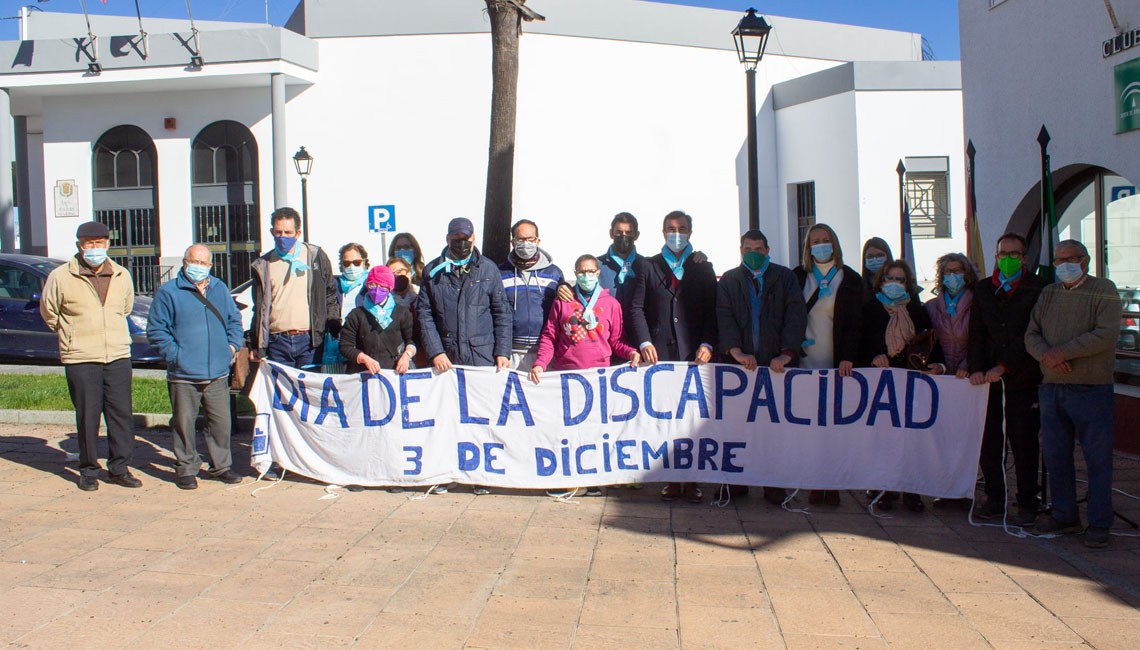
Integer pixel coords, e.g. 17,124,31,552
0,1,960,60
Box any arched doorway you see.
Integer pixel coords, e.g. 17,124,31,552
92,125,160,294
191,120,261,288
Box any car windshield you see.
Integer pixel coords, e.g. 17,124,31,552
33,260,64,273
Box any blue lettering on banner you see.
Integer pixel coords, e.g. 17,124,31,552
270,365,299,411
817,370,829,426
905,372,939,429
721,442,746,472
676,365,709,419
400,371,435,429
783,368,812,425
456,369,490,425
297,373,311,422
643,363,675,420
497,372,534,426
561,373,593,425
609,366,640,422
643,440,669,468
403,446,423,475
361,373,396,426
535,447,557,476
575,444,597,474
458,441,508,474
616,439,637,470
532,436,748,477
252,424,269,455
714,365,748,419
867,370,901,428
747,368,779,423
314,377,348,428
596,370,609,425
834,372,869,425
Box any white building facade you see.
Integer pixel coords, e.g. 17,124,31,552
1,0,965,291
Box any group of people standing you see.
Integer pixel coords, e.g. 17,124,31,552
38,206,1122,547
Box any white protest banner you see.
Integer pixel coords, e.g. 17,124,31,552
249,361,989,497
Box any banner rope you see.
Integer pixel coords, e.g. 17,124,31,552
781,488,810,514
709,484,732,508
867,491,892,519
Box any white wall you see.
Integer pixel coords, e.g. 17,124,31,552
960,0,1140,257
281,33,837,275
854,90,966,283
39,86,276,261
772,92,860,267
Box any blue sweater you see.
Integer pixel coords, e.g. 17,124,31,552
147,272,244,381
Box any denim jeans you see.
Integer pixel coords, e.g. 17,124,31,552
1039,383,1115,529
267,331,317,369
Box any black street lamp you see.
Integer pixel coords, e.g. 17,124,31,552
732,8,771,232
293,146,314,242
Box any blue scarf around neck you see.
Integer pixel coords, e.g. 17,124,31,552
608,246,637,285
364,294,395,330
812,264,838,298
429,252,472,279
997,268,1022,294
943,288,965,317
575,287,601,329
661,243,693,281
277,242,311,279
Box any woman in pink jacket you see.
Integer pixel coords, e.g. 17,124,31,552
530,254,641,497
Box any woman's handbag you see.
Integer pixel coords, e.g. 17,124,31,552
905,329,939,371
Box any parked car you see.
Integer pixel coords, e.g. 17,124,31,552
0,254,162,364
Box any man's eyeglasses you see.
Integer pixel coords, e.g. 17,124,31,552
1053,256,1086,265
997,251,1023,258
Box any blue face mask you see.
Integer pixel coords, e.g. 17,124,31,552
577,273,599,293
184,264,210,283
864,255,886,273
394,249,415,266
811,243,834,263
665,233,689,253
82,248,108,268
274,235,297,255
1055,262,1084,284
942,272,965,295
341,265,366,282
881,282,908,302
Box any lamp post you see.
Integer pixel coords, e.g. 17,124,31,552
732,8,771,232
292,146,314,242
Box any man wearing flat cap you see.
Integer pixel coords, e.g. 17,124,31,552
415,218,512,495
40,221,141,491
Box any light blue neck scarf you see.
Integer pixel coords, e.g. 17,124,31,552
575,287,601,329
277,242,311,279
812,264,838,298
364,294,395,330
661,243,693,281
608,246,637,285
429,253,472,279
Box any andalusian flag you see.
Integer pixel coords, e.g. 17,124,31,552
964,141,985,273
1036,126,1058,281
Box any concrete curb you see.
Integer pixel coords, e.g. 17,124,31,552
0,410,174,428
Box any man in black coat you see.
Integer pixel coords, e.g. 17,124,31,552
630,210,718,503
968,232,1045,524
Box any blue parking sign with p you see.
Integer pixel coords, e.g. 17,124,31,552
369,205,396,233
1111,186,1136,203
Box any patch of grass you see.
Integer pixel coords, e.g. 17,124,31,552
0,374,171,413
0,374,257,415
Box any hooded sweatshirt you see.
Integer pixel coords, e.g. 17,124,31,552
498,248,564,349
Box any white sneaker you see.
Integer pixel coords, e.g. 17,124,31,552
433,482,457,494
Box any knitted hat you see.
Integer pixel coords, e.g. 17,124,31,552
366,265,395,289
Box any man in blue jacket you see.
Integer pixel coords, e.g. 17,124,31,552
417,217,512,372
499,219,563,371
147,244,245,490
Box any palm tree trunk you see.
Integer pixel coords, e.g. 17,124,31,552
482,0,522,264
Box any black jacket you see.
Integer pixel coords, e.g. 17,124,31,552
860,298,943,368
793,265,864,365
716,263,806,363
598,251,646,342
339,304,415,373
630,253,718,362
968,272,1045,388
415,248,513,366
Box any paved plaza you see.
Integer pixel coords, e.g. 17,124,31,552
1,423,1138,649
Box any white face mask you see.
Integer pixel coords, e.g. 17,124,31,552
513,241,538,260
665,232,689,253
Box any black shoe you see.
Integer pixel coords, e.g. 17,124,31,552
585,487,604,497
903,493,925,513
875,492,894,511
210,470,243,485
1084,527,1110,549
176,475,198,490
106,472,142,488
1034,515,1083,535
763,487,787,505
975,498,1006,520
77,475,99,491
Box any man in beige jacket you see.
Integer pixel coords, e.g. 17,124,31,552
40,221,140,491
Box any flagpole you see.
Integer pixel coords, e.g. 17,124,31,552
896,159,914,269
965,140,985,272
1037,125,1055,281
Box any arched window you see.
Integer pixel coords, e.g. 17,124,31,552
191,120,261,288
92,125,160,294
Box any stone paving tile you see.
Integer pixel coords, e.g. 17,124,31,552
357,612,474,649
579,579,678,630
572,624,679,650
678,605,782,649
766,586,879,637
2,425,1140,648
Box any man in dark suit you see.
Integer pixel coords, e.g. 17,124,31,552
630,210,718,503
